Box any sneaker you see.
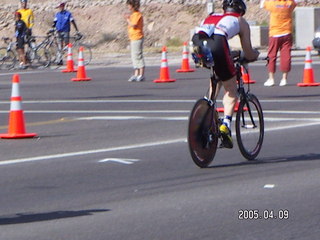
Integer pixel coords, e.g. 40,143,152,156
19,64,28,70
56,60,63,66
128,75,137,82
264,79,275,87
136,75,145,82
279,79,287,86
219,124,233,149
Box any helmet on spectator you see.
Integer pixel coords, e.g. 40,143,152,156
223,0,247,16
15,11,22,18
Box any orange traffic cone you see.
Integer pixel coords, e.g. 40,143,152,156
176,42,195,73
71,47,92,81
154,46,176,83
297,46,320,87
0,74,37,139
62,43,77,73
241,66,255,84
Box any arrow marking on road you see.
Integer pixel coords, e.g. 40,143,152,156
99,158,140,164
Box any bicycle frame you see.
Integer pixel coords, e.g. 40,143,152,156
188,51,265,167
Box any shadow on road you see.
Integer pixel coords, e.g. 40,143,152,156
212,153,320,169
0,209,110,225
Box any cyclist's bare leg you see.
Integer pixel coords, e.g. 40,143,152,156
221,76,238,118
209,78,222,100
217,76,237,148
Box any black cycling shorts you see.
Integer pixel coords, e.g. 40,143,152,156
16,37,25,49
192,34,236,81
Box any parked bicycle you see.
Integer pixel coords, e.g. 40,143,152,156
25,35,51,69
188,50,266,168
46,29,92,66
0,37,17,70
0,36,51,70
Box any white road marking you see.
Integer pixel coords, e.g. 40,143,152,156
264,184,275,189
1,120,320,166
264,121,320,132
0,110,190,114
77,116,320,122
77,116,188,121
0,99,197,104
0,138,185,166
0,70,54,77
1,99,320,104
99,158,140,164
1,110,320,116
0,98,320,166
264,110,320,115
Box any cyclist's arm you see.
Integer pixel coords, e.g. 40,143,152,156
238,17,259,61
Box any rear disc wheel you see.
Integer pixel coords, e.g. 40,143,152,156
188,98,218,168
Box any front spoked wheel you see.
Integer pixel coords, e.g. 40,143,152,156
188,98,218,168
236,93,264,160
0,48,16,70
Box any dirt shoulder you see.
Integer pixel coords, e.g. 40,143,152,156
0,1,318,57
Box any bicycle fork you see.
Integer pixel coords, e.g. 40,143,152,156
239,96,257,129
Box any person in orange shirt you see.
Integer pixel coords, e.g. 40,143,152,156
125,0,145,82
261,0,297,86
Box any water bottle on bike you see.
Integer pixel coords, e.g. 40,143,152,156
202,40,214,67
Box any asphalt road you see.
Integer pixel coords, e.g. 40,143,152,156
0,59,319,240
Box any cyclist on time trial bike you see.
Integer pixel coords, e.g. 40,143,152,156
192,0,259,148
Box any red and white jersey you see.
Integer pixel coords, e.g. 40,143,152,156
195,12,241,40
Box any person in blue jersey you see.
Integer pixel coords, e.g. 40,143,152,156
52,2,79,64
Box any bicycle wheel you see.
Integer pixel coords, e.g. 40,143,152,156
0,48,17,70
188,98,219,168
47,41,61,64
236,93,264,160
32,47,51,68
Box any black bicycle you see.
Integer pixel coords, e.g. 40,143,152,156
0,37,17,70
188,50,265,168
25,35,51,69
45,30,92,66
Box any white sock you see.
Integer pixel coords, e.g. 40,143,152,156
223,118,231,129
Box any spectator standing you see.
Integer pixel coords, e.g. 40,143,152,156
125,0,145,82
17,0,34,40
261,0,297,87
53,2,79,64
15,12,28,69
